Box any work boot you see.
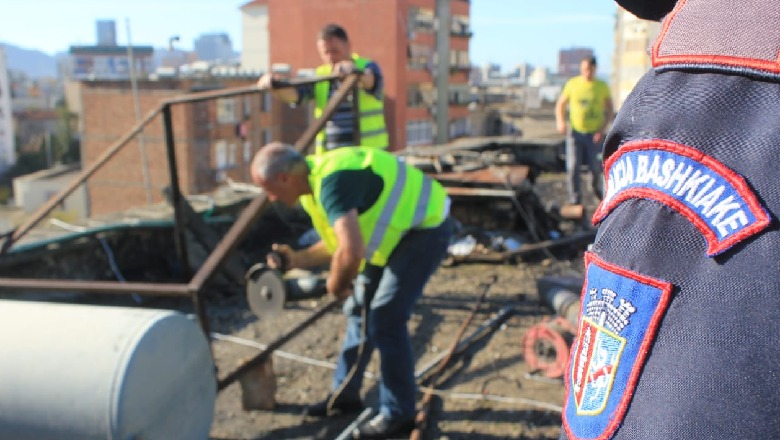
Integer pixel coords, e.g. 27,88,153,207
304,393,364,417
352,413,416,439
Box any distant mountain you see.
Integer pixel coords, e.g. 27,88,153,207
1,43,58,78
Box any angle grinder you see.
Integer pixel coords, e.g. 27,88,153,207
245,251,329,319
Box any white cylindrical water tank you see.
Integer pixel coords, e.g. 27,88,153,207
0,300,216,440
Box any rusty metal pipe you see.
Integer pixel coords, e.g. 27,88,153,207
410,275,497,440
161,74,343,105
217,298,341,391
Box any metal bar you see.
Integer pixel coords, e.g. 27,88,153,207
162,104,191,280
162,74,343,106
443,187,517,197
351,81,361,146
334,408,374,440
217,298,341,391
292,72,361,154
411,275,497,440
450,230,597,264
3,106,162,253
0,278,190,297
187,73,362,293
414,304,516,381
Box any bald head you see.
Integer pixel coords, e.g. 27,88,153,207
250,143,310,207
251,142,306,182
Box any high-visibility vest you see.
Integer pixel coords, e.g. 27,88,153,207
299,147,448,267
314,54,388,154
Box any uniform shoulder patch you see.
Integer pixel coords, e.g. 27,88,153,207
593,139,770,256
563,253,672,440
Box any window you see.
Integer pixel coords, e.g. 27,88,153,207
228,143,237,167
217,98,237,124
261,92,272,113
214,140,237,169
449,50,470,69
406,120,434,146
408,44,433,70
451,15,471,36
449,118,470,138
448,85,471,106
215,140,227,169
243,140,252,163
407,84,424,108
408,83,435,109
409,7,435,33
262,128,273,145
243,96,253,118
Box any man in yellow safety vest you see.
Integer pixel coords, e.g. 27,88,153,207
257,23,388,154
251,142,451,439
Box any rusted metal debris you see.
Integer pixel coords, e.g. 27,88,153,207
524,275,583,379
401,143,593,265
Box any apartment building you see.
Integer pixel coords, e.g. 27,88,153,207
80,76,308,215
611,8,661,109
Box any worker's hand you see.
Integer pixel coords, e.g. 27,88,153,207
256,73,272,89
329,285,354,302
267,244,296,271
256,73,279,90
333,60,357,76
593,131,605,144
556,120,567,135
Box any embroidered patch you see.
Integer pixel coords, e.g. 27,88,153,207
562,253,672,440
593,139,770,256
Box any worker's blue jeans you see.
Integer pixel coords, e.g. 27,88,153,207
332,217,453,421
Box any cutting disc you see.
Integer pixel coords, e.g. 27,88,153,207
246,263,286,319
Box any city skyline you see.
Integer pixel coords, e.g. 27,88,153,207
1,0,618,72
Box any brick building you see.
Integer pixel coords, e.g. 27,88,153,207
240,0,472,150
80,77,308,215
558,47,595,78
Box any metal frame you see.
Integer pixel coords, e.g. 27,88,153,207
0,73,358,342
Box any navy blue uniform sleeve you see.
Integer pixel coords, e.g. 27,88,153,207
363,61,383,100
295,83,314,105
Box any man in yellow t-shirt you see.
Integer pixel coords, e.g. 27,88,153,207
555,56,614,205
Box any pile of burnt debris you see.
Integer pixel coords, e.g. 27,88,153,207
400,137,595,265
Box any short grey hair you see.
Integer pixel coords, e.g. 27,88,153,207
251,142,305,181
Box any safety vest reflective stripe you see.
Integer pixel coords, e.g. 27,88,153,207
363,159,435,261
361,127,388,138
364,158,405,261
361,109,385,117
413,176,433,228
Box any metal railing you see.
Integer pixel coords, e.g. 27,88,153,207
0,73,358,344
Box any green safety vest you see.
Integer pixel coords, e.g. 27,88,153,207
314,54,388,154
299,147,448,267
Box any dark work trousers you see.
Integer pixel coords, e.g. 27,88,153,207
332,217,453,421
566,129,604,205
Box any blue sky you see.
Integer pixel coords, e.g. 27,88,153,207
1,0,618,72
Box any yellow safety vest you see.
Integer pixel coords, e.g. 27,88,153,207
314,55,388,154
299,147,448,267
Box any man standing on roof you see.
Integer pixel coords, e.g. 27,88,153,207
257,23,388,154
251,142,451,439
555,56,613,205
